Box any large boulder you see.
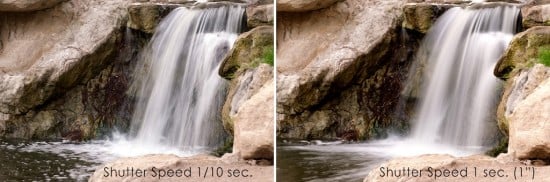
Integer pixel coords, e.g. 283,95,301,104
89,154,273,182
233,80,274,160
0,0,66,12
219,26,273,134
365,154,550,182
277,0,341,12
218,25,274,160
277,0,415,140
0,0,133,139
494,26,550,135
508,77,550,160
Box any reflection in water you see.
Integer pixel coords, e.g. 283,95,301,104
277,141,390,182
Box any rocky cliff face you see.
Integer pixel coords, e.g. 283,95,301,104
276,0,425,140
0,0,141,139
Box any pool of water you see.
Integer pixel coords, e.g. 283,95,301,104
0,135,207,181
0,139,99,181
276,138,487,182
277,141,390,182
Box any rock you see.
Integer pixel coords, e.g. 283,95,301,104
508,77,550,160
246,4,274,28
0,0,66,12
364,154,550,182
219,25,273,135
402,3,458,33
496,65,550,136
495,26,550,79
277,0,415,140
233,80,274,160
0,0,134,139
522,4,550,29
127,2,184,34
89,154,273,182
494,26,550,136
220,26,274,80
277,0,341,12
222,64,273,134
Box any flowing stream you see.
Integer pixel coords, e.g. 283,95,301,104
278,3,521,182
0,3,245,181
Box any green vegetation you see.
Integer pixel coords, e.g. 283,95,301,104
212,136,233,157
539,47,550,67
262,46,274,66
486,137,508,157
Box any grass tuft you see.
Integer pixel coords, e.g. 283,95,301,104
539,47,550,67
262,46,274,66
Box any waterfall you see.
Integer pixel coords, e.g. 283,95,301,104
129,5,245,152
408,5,520,149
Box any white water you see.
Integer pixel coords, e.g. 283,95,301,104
129,5,245,152
405,5,520,153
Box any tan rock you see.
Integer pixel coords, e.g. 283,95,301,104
219,25,274,135
246,4,273,28
277,0,407,139
496,65,550,136
365,154,550,182
522,4,550,29
277,0,341,12
233,80,274,160
508,77,550,160
0,0,66,12
402,3,458,33
494,26,550,135
0,0,130,138
127,2,184,34
222,64,273,134
89,154,273,182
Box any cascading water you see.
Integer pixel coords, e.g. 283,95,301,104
408,4,520,151
129,5,245,152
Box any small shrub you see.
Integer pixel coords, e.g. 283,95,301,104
539,47,550,67
212,136,233,157
262,46,274,66
486,137,508,157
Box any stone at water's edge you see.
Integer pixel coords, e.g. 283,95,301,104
219,26,274,136
494,26,550,136
508,77,550,160
247,4,274,29
0,0,132,139
0,0,67,12
218,24,274,160
522,2,550,29
364,154,550,182
89,154,273,182
127,2,185,34
233,80,274,160
277,0,413,140
402,3,459,33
